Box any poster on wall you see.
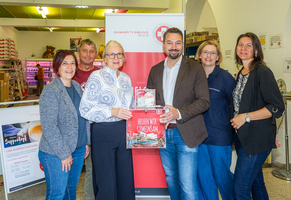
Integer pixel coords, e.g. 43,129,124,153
259,34,266,50
0,105,44,199
269,34,282,49
106,13,184,197
70,38,82,50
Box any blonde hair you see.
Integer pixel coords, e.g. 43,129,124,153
102,40,126,62
196,40,223,65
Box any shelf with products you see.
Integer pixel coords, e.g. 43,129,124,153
26,58,104,86
0,59,27,101
26,58,54,86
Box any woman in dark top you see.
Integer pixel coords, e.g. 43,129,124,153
39,51,90,199
230,32,284,200
196,40,235,200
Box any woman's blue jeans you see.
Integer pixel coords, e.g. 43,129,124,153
233,135,270,200
198,144,234,200
38,146,85,200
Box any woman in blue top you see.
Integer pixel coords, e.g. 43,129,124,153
38,51,91,199
196,40,235,200
80,40,135,200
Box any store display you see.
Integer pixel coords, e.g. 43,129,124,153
26,58,104,87
0,59,27,101
26,59,53,86
0,38,18,60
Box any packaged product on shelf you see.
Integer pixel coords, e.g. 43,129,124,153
0,72,9,81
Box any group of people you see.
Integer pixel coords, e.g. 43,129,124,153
37,27,284,200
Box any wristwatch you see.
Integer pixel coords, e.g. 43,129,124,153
246,113,251,123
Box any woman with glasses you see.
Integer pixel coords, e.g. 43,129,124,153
230,33,284,199
80,40,135,200
38,51,91,199
196,40,235,200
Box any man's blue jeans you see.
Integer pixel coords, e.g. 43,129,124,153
198,144,234,200
234,134,270,200
159,128,199,200
38,145,85,200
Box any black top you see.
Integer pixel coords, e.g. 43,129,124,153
231,63,284,156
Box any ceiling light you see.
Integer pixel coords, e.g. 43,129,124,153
76,6,88,8
36,6,49,18
48,27,54,32
95,28,101,33
105,9,118,13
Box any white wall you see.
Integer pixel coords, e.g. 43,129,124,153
17,32,105,62
163,0,183,13
196,1,217,32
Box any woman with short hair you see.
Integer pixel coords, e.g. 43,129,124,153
196,40,235,200
39,50,91,199
80,40,135,200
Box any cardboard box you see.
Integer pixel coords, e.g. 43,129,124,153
0,72,9,81
201,31,209,36
211,33,219,36
196,36,202,42
0,91,5,102
206,36,218,41
0,81,3,92
186,36,198,44
5,81,9,93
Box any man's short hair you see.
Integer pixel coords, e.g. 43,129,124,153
77,39,97,52
163,27,183,43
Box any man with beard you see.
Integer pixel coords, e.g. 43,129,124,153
73,39,99,200
147,27,210,200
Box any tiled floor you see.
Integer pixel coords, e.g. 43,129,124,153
0,167,290,200
1,96,290,199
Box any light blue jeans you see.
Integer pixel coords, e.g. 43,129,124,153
159,128,199,200
38,146,85,200
198,144,234,200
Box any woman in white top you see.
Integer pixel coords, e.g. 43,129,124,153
80,40,135,200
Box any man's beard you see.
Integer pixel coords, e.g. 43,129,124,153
168,49,181,59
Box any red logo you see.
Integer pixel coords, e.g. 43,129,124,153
40,163,44,171
155,26,169,43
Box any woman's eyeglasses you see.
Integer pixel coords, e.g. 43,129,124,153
106,53,124,59
202,51,217,56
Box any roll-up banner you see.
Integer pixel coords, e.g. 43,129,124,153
105,13,184,198
0,105,45,200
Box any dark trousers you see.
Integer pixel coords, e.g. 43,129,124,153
37,78,44,95
91,120,135,200
233,134,270,200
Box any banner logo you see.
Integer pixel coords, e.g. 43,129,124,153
155,26,169,43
